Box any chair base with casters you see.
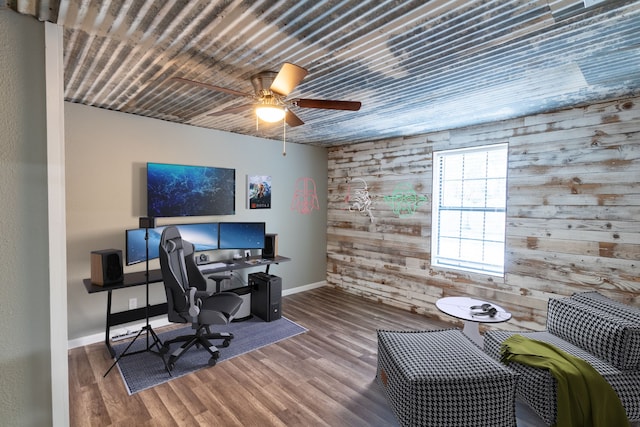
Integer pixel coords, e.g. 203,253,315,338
160,325,233,369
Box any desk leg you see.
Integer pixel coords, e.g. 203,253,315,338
264,262,280,274
105,290,115,358
462,321,483,346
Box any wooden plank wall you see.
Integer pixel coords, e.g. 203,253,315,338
326,96,640,331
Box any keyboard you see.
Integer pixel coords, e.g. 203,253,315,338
197,262,227,274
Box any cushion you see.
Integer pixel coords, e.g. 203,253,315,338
377,329,518,427
547,297,640,371
571,291,640,325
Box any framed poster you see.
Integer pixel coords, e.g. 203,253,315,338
247,175,272,209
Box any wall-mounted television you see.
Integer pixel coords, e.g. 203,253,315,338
126,222,219,265
147,162,235,217
218,222,266,250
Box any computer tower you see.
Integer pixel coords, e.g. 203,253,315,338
249,272,282,322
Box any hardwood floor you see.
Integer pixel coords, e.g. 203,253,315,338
68,286,546,426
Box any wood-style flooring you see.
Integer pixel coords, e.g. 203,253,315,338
68,286,547,426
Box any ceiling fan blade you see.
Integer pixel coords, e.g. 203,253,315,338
207,104,254,116
295,98,361,111
270,63,308,96
285,109,304,127
169,77,252,98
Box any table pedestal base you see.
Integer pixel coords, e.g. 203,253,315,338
462,320,483,346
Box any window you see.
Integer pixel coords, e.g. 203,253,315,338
431,143,508,276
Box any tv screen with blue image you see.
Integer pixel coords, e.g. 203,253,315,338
126,222,219,265
147,162,235,217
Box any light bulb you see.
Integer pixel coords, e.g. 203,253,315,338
255,105,285,122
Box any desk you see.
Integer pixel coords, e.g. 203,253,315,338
196,255,290,275
436,296,511,346
83,255,290,357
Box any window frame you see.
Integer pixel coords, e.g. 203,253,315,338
430,143,508,277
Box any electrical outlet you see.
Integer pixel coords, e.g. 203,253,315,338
244,250,251,258
129,298,137,310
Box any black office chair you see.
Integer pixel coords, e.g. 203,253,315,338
159,226,243,370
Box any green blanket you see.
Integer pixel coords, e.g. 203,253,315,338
500,334,629,427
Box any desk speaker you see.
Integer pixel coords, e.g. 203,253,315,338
91,249,124,286
263,233,278,258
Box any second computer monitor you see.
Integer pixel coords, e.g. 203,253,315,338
218,222,265,250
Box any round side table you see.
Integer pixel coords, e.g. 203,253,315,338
436,296,511,345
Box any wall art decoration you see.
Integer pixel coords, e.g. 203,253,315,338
291,177,319,215
248,175,272,209
147,162,235,217
383,182,429,217
346,178,375,222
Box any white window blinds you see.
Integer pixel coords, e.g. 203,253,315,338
431,143,508,276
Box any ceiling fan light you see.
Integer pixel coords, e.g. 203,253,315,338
256,105,285,122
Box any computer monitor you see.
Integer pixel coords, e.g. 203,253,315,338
126,227,161,266
218,222,266,250
125,222,219,265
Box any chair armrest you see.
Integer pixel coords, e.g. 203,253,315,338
206,275,228,293
187,287,201,319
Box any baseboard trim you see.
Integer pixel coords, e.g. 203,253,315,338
283,280,326,296
68,281,326,349
67,317,171,350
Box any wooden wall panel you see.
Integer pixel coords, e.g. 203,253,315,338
327,96,640,331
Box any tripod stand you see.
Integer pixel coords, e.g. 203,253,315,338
104,218,169,377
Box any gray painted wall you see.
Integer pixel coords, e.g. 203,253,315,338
65,103,328,341
0,9,53,426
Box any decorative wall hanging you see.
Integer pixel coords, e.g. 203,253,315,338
147,162,235,217
383,182,429,217
346,178,375,222
291,177,319,215
247,175,272,209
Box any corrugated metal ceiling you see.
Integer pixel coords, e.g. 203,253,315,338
8,0,640,147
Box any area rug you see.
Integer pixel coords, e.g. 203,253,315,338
113,316,307,394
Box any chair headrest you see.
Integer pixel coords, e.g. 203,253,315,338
161,226,184,252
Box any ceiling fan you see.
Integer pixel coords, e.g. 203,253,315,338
169,62,361,127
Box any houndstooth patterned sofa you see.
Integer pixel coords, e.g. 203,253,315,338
484,292,640,425
377,329,518,427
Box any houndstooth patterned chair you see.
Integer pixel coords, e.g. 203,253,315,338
484,292,640,425
377,329,518,427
